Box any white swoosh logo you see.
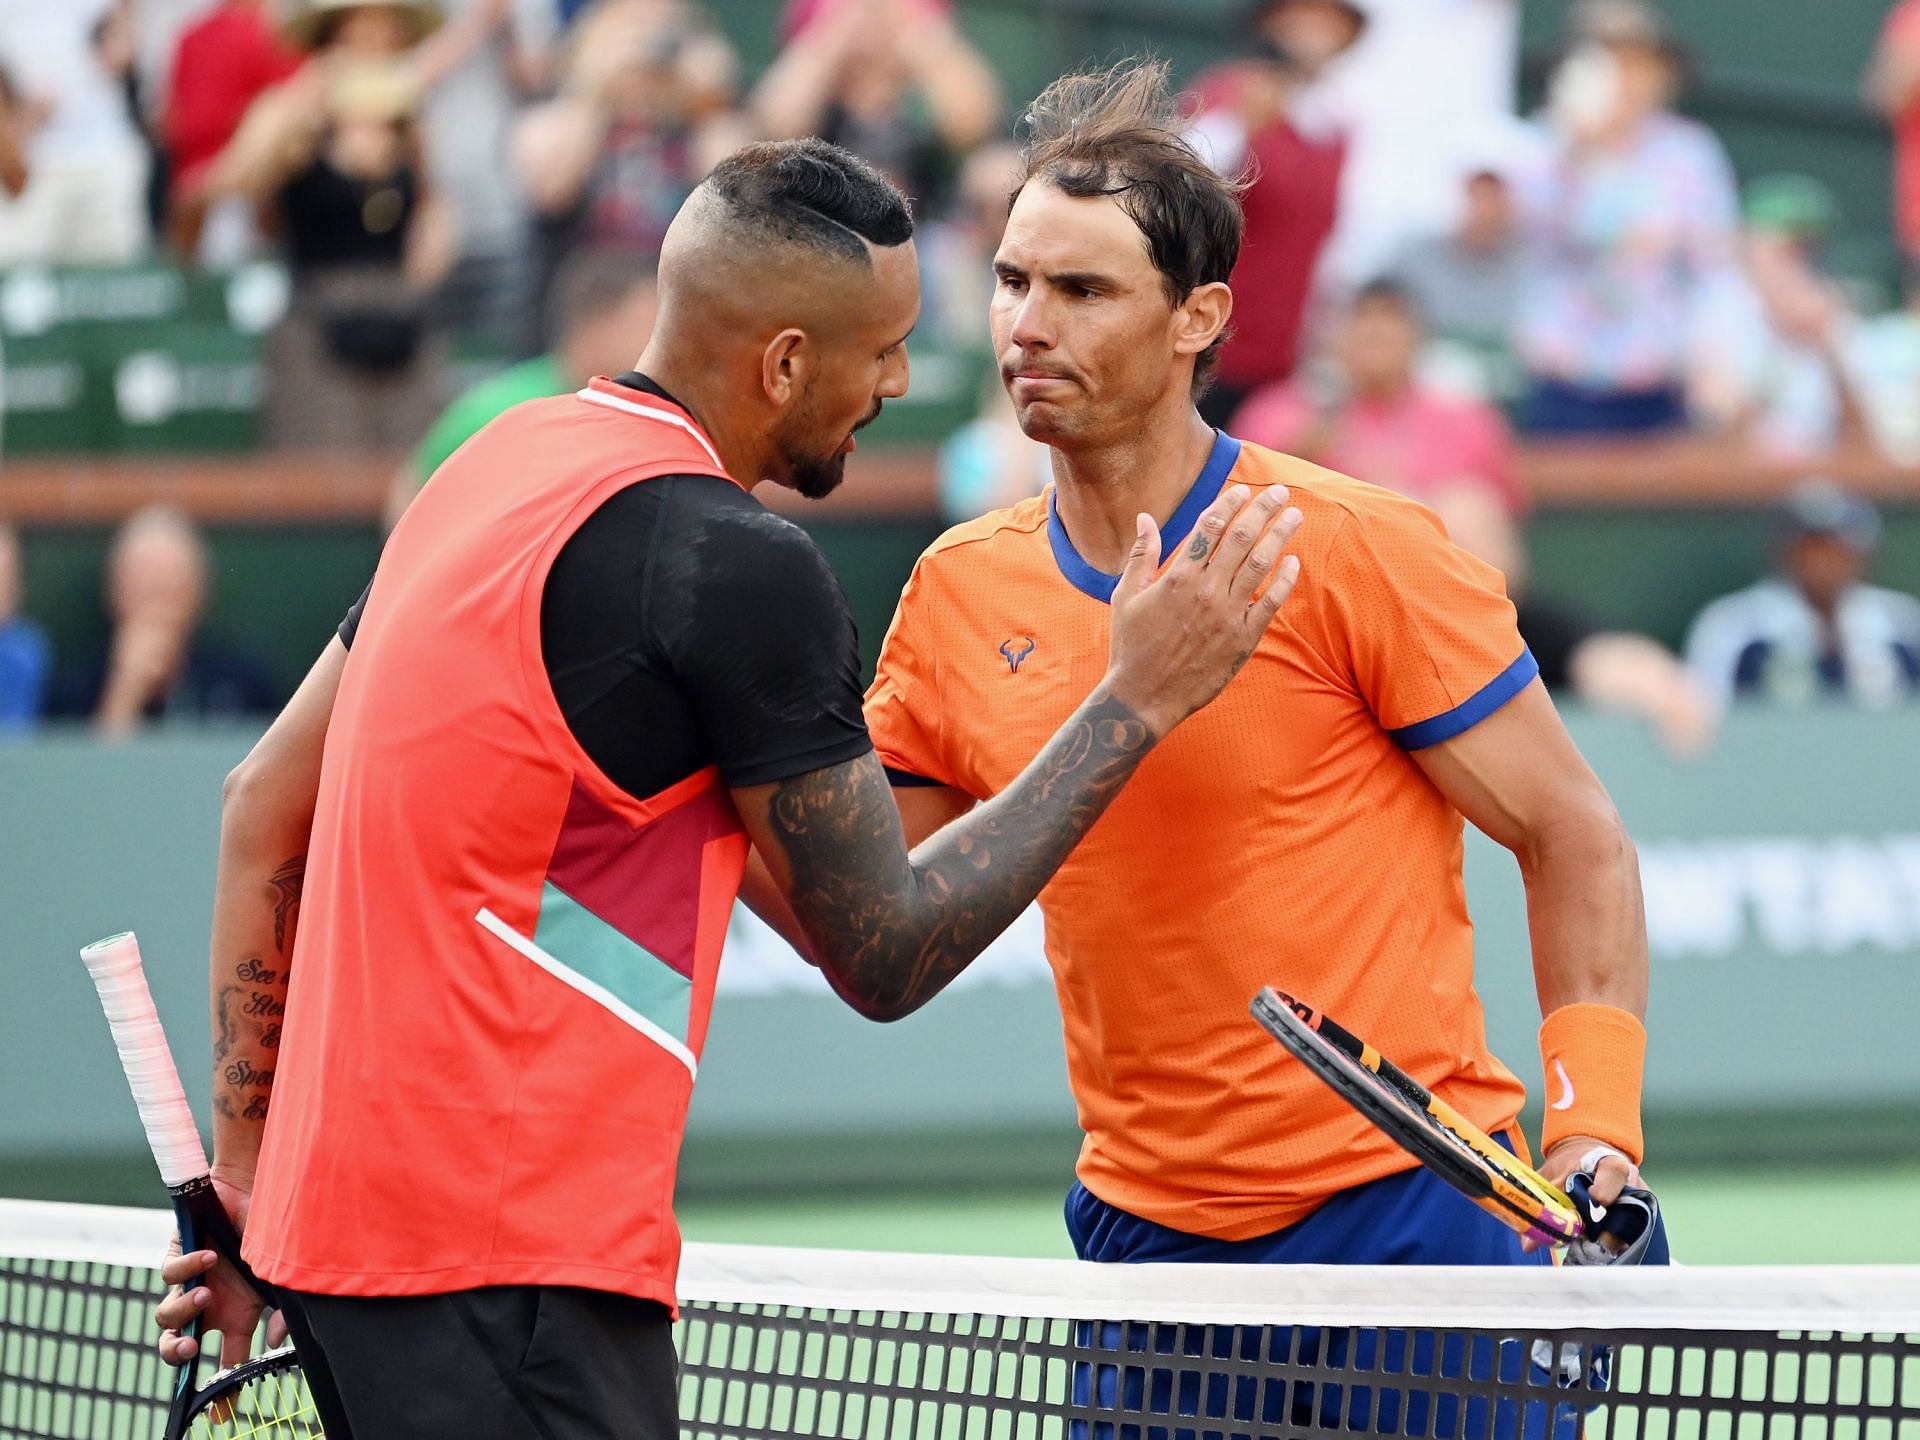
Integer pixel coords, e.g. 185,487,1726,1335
1550,1058,1576,1111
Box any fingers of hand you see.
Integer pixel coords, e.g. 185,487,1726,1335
159,1249,217,1287
1116,512,1163,598
1589,1153,1639,1208
1212,487,1290,595
1235,505,1305,611
158,1329,200,1365
155,1283,213,1334
1175,485,1249,571
267,1310,290,1347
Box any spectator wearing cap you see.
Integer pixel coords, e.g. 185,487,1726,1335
1692,174,1863,459
0,0,150,264
1230,279,1524,517
1383,127,1530,402
48,507,283,736
203,0,457,450
1515,0,1745,437
1870,0,1920,265
1685,482,1920,713
1185,0,1367,428
752,0,999,214
0,518,50,733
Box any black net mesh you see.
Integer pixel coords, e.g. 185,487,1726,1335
4,1253,1918,1439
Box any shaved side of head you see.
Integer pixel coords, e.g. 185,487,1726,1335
655,139,915,349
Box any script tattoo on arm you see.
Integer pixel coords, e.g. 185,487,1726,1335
210,853,302,1126
764,693,1152,1021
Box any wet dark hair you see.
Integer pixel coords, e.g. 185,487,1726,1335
704,139,915,267
1015,61,1247,398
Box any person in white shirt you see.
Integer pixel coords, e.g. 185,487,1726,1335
0,0,150,264
1686,481,1920,713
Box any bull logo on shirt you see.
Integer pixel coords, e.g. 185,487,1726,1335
999,636,1036,674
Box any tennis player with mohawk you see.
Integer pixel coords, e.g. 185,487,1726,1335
754,60,1661,1281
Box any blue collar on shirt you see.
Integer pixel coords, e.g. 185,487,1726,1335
1046,430,1243,604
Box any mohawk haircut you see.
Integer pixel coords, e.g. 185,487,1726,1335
1015,61,1247,398
703,139,915,268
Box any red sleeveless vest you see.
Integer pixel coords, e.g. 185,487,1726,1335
245,379,750,1306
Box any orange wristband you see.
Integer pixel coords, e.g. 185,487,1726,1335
1538,1003,1646,1164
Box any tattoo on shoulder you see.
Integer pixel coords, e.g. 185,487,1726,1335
268,856,305,956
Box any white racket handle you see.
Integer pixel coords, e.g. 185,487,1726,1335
80,931,210,1189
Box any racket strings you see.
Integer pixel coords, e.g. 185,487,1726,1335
189,1367,322,1438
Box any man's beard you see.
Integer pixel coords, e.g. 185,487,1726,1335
781,396,882,501
786,446,850,501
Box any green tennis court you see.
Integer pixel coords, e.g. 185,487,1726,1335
680,1161,1920,1265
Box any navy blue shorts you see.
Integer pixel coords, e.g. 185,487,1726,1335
1064,1154,1581,1439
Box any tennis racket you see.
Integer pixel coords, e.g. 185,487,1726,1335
79,931,321,1439
1250,985,1587,1248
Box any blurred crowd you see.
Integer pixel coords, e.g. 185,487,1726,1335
0,0,1917,742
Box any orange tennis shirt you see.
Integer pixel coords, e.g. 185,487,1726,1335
865,433,1537,1241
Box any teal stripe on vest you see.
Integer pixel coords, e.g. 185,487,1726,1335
533,881,692,1044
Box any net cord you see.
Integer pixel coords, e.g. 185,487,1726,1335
4,1199,1918,1333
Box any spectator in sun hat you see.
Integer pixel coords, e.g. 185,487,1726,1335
1685,481,1920,712
1515,0,1745,437
201,0,456,449
1184,0,1369,427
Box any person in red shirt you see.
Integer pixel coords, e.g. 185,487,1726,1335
163,0,301,252
1230,277,1523,517
1871,0,1920,262
1185,0,1368,426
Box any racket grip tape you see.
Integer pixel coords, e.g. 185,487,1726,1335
80,932,211,1190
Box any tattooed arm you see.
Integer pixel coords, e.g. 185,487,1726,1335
207,640,346,1185
737,483,1304,1020
156,639,345,1367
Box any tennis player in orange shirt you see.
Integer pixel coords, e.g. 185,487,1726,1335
752,61,1653,1279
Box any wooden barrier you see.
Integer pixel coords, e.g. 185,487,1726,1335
4,437,1919,530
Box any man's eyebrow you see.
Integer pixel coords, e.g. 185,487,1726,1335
1047,269,1121,291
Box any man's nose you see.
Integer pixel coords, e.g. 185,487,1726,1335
1008,292,1054,351
877,345,909,399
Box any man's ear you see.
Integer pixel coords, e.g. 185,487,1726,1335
1173,281,1233,359
762,328,811,406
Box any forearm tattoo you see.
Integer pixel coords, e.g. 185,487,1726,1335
211,853,302,1123
769,693,1152,1020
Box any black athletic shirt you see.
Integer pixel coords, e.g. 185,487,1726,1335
338,373,873,801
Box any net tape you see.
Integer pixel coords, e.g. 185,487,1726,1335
3,1202,1918,1439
